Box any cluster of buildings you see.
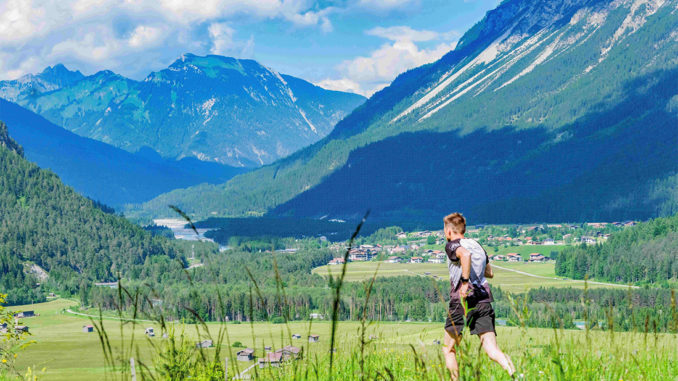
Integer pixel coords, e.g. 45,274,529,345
1,310,35,334
385,249,446,264
329,242,449,265
490,253,549,262
233,334,319,368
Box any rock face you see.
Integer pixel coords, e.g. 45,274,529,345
134,0,678,222
0,121,23,156
0,64,84,103
0,54,365,167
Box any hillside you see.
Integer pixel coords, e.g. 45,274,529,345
1,55,365,167
131,0,678,223
0,99,247,206
0,125,181,305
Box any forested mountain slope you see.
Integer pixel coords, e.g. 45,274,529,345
556,214,678,284
1,55,365,167
0,124,181,305
0,100,247,206
132,0,678,223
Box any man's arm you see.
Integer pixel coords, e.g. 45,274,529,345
484,263,494,278
457,247,471,298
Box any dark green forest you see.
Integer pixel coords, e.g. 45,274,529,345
556,214,678,285
86,245,676,333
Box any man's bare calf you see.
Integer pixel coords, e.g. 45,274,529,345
479,331,515,376
443,329,515,380
442,329,462,380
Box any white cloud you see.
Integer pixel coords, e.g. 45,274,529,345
208,23,236,55
356,0,419,11
128,25,164,48
366,26,439,42
316,78,365,94
319,26,458,96
0,0,336,79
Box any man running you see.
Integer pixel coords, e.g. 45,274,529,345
442,212,515,380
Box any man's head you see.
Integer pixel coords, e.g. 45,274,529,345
444,212,466,241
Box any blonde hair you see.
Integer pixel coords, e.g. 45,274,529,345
443,212,466,235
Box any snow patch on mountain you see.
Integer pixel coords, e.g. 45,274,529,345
498,31,565,90
297,108,317,133
600,0,666,60
392,29,515,123
417,29,555,119
201,98,216,116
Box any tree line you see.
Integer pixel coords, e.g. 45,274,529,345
556,214,678,285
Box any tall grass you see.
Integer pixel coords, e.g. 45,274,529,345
76,210,678,380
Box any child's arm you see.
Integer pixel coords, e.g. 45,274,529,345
484,263,494,278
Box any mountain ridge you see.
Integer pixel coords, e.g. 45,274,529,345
1,54,365,167
129,0,678,223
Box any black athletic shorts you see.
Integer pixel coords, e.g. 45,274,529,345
444,301,495,336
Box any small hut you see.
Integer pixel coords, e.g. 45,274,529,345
258,352,282,368
292,333,301,339
196,340,213,349
276,345,301,360
83,325,94,333
308,334,319,343
145,327,155,337
237,348,255,362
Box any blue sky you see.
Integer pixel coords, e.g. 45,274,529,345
0,0,499,96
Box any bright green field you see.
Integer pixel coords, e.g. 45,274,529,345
312,261,633,292
6,299,677,380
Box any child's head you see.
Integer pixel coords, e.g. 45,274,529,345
443,212,466,240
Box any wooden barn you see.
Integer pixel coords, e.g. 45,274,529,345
276,345,302,360
196,340,213,349
258,352,282,368
237,348,255,361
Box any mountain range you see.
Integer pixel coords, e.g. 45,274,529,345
131,0,678,224
0,55,365,167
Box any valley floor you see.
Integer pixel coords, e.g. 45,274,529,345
7,299,676,380
312,261,632,292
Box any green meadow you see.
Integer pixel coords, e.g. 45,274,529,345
312,261,630,292
6,299,677,380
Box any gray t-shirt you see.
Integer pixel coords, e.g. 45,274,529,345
446,238,493,303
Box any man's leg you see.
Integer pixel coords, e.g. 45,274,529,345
478,331,515,376
442,328,462,381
